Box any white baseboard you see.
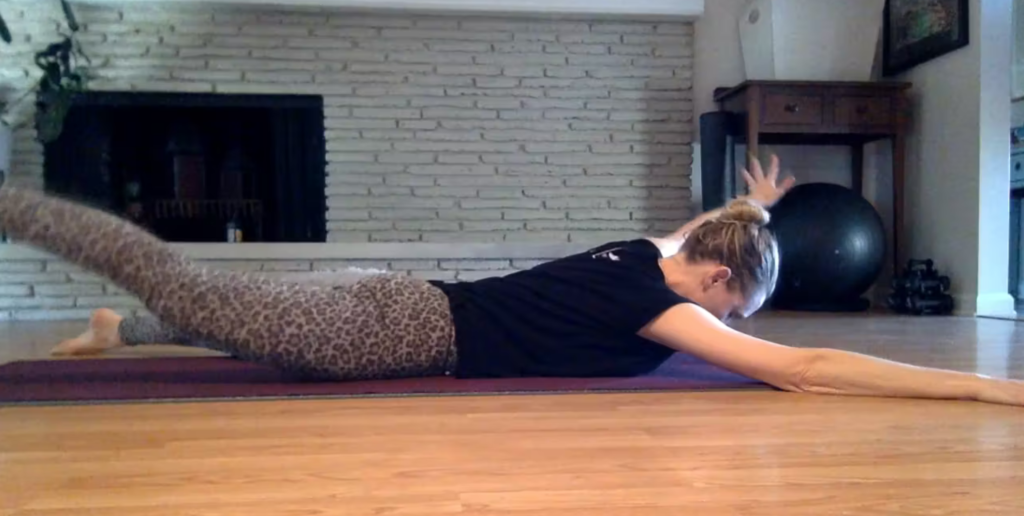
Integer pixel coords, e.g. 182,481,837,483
974,292,1017,318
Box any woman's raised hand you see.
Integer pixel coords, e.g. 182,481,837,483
742,153,796,208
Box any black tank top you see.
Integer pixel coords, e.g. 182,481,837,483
431,239,692,378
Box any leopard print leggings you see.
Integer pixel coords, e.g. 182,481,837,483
118,315,213,350
0,186,457,381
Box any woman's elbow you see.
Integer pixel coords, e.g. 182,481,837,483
778,348,828,394
784,348,843,394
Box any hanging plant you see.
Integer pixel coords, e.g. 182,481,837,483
34,35,91,143
34,0,91,144
0,8,13,128
0,0,92,144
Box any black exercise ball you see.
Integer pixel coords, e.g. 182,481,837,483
767,182,886,312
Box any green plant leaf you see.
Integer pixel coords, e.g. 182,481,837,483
60,0,80,32
0,10,12,44
35,88,76,143
25,3,89,144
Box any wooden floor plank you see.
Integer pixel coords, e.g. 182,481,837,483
2,313,1023,515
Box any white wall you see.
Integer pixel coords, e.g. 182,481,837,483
0,0,698,321
693,0,884,190
2,1,696,245
693,0,747,127
693,0,879,186
692,0,893,299
898,0,1014,316
976,0,1014,315
692,0,1015,316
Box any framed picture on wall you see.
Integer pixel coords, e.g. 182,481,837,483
882,0,970,77
1014,0,1024,100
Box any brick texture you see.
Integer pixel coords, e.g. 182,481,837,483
0,256,529,321
0,3,695,320
1,1,695,244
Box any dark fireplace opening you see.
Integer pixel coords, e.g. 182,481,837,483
44,92,326,243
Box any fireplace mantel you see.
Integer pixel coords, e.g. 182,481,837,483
0,242,588,261
77,0,705,19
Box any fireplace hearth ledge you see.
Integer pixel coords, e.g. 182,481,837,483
77,0,705,19
0,242,589,261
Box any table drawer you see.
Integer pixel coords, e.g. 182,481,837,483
762,93,824,126
834,96,894,127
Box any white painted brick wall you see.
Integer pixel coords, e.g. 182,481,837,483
0,255,530,321
0,2,696,320
2,1,694,245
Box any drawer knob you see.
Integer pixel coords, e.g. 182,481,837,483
784,103,800,113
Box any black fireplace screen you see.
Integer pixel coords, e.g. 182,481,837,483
43,91,326,243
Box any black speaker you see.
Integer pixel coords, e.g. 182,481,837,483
699,111,736,211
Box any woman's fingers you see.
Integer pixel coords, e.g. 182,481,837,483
744,155,795,201
747,153,783,183
767,154,781,182
747,152,765,181
742,169,756,190
780,175,797,192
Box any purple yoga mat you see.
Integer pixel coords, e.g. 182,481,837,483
0,353,768,405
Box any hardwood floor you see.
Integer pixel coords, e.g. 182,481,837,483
2,312,1024,515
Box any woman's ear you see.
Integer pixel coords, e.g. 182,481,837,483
703,266,733,290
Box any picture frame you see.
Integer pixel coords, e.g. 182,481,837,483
1014,0,1024,100
882,0,970,77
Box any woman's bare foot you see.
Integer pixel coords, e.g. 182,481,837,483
51,308,125,356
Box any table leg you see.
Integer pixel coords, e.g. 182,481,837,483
1010,194,1021,301
851,143,864,194
726,133,737,199
746,124,760,174
892,132,906,272
1017,196,1024,301
744,87,761,179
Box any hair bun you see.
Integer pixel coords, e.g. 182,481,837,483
720,198,771,227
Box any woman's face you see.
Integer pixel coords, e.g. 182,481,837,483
696,272,767,323
660,258,770,323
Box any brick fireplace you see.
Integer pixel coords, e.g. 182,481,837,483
0,0,696,320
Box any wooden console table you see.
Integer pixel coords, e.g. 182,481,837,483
713,80,912,270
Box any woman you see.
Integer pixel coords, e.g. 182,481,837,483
1,157,1021,406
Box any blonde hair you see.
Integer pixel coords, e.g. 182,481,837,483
680,199,779,298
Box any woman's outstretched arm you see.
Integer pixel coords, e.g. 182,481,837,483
639,303,1024,406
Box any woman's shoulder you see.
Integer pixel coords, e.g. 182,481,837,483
642,237,681,258
438,238,663,289
583,238,663,259
542,238,667,284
